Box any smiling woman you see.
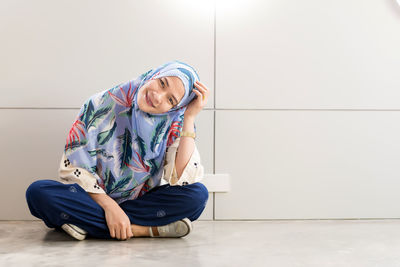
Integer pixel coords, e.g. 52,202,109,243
137,76,185,114
25,60,210,241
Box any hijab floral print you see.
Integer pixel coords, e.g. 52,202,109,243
64,60,200,204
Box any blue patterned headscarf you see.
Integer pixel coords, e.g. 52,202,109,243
64,60,200,204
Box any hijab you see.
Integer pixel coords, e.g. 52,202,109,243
64,60,200,204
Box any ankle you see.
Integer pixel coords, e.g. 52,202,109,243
131,224,150,237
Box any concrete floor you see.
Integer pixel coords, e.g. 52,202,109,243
1,220,400,266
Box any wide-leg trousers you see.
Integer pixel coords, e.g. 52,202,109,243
25,179,209,239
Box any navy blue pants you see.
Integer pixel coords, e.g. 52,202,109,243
25,179,209,239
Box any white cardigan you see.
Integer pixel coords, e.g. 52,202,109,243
57,137,204,194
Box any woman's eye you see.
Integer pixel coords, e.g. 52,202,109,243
160,79,164,87
169,98,174,105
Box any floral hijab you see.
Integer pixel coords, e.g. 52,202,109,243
64,60,200,204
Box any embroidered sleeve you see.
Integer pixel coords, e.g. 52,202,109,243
58,152,106,194
162,137,204,186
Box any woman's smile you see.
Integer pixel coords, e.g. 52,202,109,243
146,91,154,108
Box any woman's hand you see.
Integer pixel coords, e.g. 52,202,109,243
184,81,210,118
104,204,134,241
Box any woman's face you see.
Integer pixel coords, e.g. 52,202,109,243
137,76,185,114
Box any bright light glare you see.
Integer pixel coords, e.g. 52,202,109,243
178,0,214,20
216,0,254,20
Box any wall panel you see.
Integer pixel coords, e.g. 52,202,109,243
216,0,400,109
215,110,400,219
0,0,214,108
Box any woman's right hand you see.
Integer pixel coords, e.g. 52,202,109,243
88,191,134,240
104,204,134,240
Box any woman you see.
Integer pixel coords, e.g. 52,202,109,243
25,60,210,241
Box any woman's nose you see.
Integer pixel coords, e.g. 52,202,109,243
153,92,164,106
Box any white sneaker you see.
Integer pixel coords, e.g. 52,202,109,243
61,223,88,241
149,218,192,238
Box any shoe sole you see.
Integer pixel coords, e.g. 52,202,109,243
61,224,87,241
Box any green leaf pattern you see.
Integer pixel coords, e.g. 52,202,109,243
116,128,132,173
97,114,117,145
150,120,167,152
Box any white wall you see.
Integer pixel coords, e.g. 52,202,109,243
1,0,400,220
215,0,400,219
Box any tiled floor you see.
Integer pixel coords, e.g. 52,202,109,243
1,220,400,266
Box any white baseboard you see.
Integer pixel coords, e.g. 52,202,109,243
201,174,231,192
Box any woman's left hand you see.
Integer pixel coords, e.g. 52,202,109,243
184,81,210,118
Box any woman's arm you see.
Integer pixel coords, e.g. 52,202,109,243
175,115,196,178
175,80,209,179
88,192,133,240
88,192,117,209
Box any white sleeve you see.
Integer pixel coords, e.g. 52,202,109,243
162,137,205,186
58,152,106,194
